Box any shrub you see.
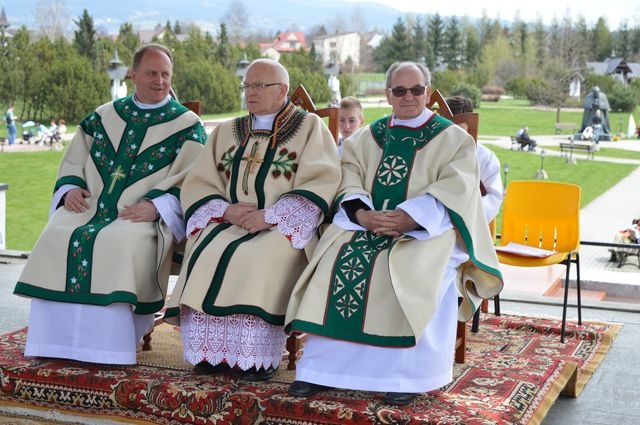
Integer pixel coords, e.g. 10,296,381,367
608,83,638,112
450,83,482,109
481,85,505,96
505,77,529,97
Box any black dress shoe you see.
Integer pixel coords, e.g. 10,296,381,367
238,366,277,381
193,361,230,375
288,380,331,397
383,392,417,406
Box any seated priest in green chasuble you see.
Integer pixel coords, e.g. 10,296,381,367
163,59,341,381
14,43,206,365
284,61,503,405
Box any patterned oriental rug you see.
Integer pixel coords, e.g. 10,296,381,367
0,313,620,425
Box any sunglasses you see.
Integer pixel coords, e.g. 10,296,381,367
389,86,427,97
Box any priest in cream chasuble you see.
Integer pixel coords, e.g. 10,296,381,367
164,59,341,378
285,61,502,401
14,44,206,365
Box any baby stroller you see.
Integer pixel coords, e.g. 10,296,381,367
21,121,36,144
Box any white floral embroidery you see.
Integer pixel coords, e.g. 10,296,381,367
264,194,321,249
186,198,229,235
180,307,286,371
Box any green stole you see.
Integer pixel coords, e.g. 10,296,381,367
323,115,449,344
59,97,195,298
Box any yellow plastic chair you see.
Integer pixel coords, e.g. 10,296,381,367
496,180,582,342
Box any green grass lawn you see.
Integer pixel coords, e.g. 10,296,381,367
0,151,65,250
1,100,638,251
484,145,637,231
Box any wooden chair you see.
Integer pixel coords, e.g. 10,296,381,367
290,85,340,142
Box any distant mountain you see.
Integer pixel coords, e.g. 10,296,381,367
4,0,407,36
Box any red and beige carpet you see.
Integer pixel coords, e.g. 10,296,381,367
0,313,621,425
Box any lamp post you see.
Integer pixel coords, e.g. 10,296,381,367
106,49,129,101
535,149,548,179
235,53,249,110
502,163,509,194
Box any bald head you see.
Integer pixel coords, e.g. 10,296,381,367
243,59,290,115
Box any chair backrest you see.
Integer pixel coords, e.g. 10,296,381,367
500,180,581,252
183,101,202,116
290,85,340,144
427,89,479,141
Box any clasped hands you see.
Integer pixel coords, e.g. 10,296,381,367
64,188,159,222
223,202,271,233
355,208,417,238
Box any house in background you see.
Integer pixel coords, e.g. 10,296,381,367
310,32,361,72
260,31,307,61
586,56,639,86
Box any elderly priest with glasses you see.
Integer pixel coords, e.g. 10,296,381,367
285,61,503,405
164,58,341,381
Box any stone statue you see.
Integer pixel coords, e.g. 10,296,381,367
580,86,611,140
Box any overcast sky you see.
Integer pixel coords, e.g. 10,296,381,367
354,0,638,29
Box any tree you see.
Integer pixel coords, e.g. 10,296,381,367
373,17,411,71
427,14,445,69
592,18,613,60
216,23,232,68
117,23,141,57
411,16,432,68
443,16,462,70
224,0,249,43
73,9,97,65
35,0,71,39
616,21,630,58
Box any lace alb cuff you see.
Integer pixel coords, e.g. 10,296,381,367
186,198,229,236
264,194,321,249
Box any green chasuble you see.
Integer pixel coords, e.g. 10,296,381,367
164,101,341,326
15,96,206,314
285,114,503,347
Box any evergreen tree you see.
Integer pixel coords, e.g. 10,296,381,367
373,17,411,71
216,23,232,68
592,17,613,60
73,9,97,65
427,14,445,69
616,22,630,58
443,16,462,70
117,23,141,61
411,16,432,68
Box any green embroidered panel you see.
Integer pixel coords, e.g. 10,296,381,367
369,114,449,211
64,97,203,296
325,231,392,332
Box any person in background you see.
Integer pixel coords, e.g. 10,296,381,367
5,105,18,145
163,58,341,381
337,96,365,157
57,119,68,137
285,61,502,406
14,43,206,365
446,95,502,222
514,126,536,151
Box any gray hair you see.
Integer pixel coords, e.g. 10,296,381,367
385,61,431,88
247,58,290,87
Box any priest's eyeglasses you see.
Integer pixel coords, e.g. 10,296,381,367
240,82,283,91
389,85,426,97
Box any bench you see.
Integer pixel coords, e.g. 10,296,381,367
559,141,596,162
555,122,576,134
510,135,523,150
